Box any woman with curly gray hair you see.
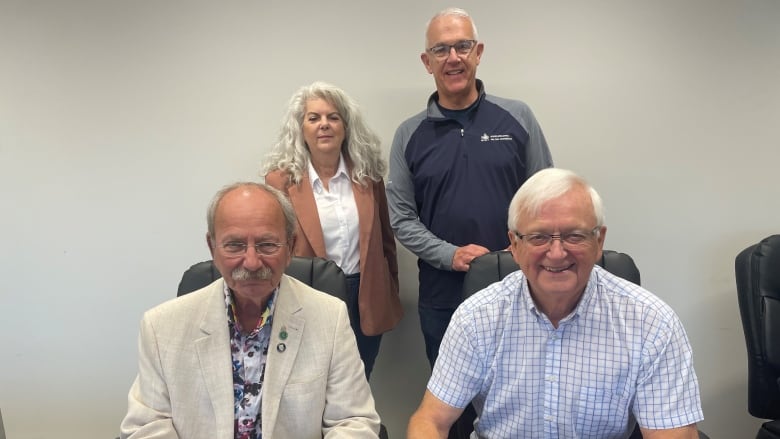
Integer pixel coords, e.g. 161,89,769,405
263,82,402,379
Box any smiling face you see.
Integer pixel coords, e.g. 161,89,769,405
421,14,484,109
302,97,345,164
509,185,606,307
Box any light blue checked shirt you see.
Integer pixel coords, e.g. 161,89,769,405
428,266,703,439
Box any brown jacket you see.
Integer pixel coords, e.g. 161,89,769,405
265,169,403,336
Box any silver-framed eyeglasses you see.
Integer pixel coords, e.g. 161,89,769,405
513,227,600,248
220,241,285,257
427,39,478,59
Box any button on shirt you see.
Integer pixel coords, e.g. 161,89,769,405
308,156,360,275
427,266,703,439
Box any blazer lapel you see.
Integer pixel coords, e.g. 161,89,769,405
353,180,375,272
287,175,327,256
195,282,234,437
261,275,305,436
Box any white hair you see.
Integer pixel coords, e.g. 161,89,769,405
507,168,605,231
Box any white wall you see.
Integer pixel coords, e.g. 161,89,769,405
1,1,778,438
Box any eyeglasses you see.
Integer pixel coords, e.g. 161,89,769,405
427,39,478,59
220,241,285,257
513,227,600,248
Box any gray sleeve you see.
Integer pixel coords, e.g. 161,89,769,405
488,95,553,174
522,105,553,174
386,118,457,271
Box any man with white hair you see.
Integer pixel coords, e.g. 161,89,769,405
408,168,704,438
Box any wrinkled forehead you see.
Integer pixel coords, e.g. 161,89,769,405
214,189,285,232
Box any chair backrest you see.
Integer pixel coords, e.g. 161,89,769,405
735,234,780,420
177,256,348,303
462,249,641,300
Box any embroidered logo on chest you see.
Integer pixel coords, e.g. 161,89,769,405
480,133,513,142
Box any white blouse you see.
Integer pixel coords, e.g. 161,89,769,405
308,156,360,275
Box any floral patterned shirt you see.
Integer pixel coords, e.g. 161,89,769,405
224,285,277,439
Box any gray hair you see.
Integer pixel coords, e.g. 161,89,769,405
207,182,297,243
261,81,386,186
507,168,605,231
425,7,480,48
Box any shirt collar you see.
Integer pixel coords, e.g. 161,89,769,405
519,268,598,324
307,154,349,191
223,282,278,334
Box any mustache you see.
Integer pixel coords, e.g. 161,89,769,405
231,266,273,281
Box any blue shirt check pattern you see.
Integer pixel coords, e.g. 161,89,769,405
428,266,703,439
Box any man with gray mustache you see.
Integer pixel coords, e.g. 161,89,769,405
120,182,380,439
231,266,273,282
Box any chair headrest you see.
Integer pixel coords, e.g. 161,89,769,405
600,250,641,285
176,256,348,303
177,261,221,296
735,234,780,419
462,249,641,300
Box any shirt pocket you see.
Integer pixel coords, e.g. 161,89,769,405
573,386,630,438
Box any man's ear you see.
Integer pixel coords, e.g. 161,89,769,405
474,42,484,65
594,226,607,261
206,234,216,258
507,230,520,261
285,235,297,265
421,52,433,74
289,235,297,252
597,226,607,248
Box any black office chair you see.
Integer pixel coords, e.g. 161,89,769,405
459,250,708,439
178,256,348,302
736,235,780,439
177,256,389,439
462,249,640,299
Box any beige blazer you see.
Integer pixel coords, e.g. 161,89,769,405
265,170,403,336
120,275,380,439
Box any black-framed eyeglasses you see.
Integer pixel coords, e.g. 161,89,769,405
513,227,600,248
427,39,478,59
220,241,285,257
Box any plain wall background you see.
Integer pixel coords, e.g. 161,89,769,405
1,1,778,438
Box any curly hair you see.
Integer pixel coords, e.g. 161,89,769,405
261,81,387,186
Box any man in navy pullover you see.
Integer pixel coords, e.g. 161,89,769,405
387,7,553,368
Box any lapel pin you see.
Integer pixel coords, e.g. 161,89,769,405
276,343,286,353
279,326,288,340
